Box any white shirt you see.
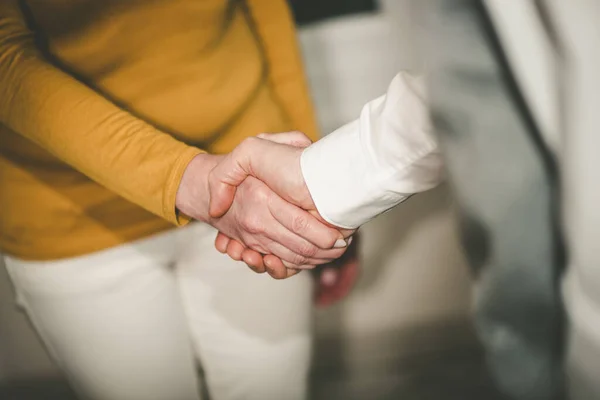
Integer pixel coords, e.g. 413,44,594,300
300,0,564,230
301,1,600,377
300,72,443,229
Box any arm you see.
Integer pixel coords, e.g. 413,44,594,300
0,1,202,225
207,72,443,277
0,1,345,271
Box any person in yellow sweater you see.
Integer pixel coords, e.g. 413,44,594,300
0,1,356,399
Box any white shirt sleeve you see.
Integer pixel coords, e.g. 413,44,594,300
300,72,444,229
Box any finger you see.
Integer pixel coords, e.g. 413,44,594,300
241,248,266,274
226,239,246,261
308,209,357,236
263,255,289,279
262,256,303,279
257,131,312,148
282,260,324,270
267,196,347,251
269,266,302,280
207,144,254,219
263,254,314,277
265,241,332,268
340,229,356,239
215,232,231,253
208,137,269,218
262,222,347,264
208,137,306,218
209,183,237,219
285,268,302,279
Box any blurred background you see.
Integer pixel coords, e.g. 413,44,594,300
0,1,502,399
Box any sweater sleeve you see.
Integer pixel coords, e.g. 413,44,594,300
245,0,321,141
0,1,203,225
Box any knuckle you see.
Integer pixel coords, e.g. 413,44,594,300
297,242,318,258
291,215,309,234
291,130,310,140
240,137,259,153
291,254,308,266
290,131,312,146
253,184,271,202
241,215,263,234
250,243,267,254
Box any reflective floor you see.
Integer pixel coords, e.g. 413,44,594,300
0,320,504,400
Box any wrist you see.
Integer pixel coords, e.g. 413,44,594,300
175,153,223,223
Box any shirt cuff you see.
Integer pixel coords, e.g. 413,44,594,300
300,120,409,229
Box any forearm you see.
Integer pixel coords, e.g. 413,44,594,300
0,1,202,224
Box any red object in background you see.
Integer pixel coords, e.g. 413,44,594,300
312,233,360,307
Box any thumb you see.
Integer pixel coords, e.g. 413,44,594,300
207,137,259,218
208,136,304,218
208,178,238,219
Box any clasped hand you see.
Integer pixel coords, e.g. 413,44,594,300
176,132,355,283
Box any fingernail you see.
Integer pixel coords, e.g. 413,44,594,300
347,236,353,246
333,239,347,248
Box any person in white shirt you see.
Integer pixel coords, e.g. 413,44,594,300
204,1,600,400
207,71,440,262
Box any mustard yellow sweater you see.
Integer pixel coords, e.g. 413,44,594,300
0,0,318,260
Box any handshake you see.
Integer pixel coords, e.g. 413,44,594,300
175,131,356,292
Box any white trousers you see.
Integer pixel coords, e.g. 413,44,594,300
3,223,313,400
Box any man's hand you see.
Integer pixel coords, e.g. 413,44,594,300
208,133,354,246
206,131,356,278
176,152,349,278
